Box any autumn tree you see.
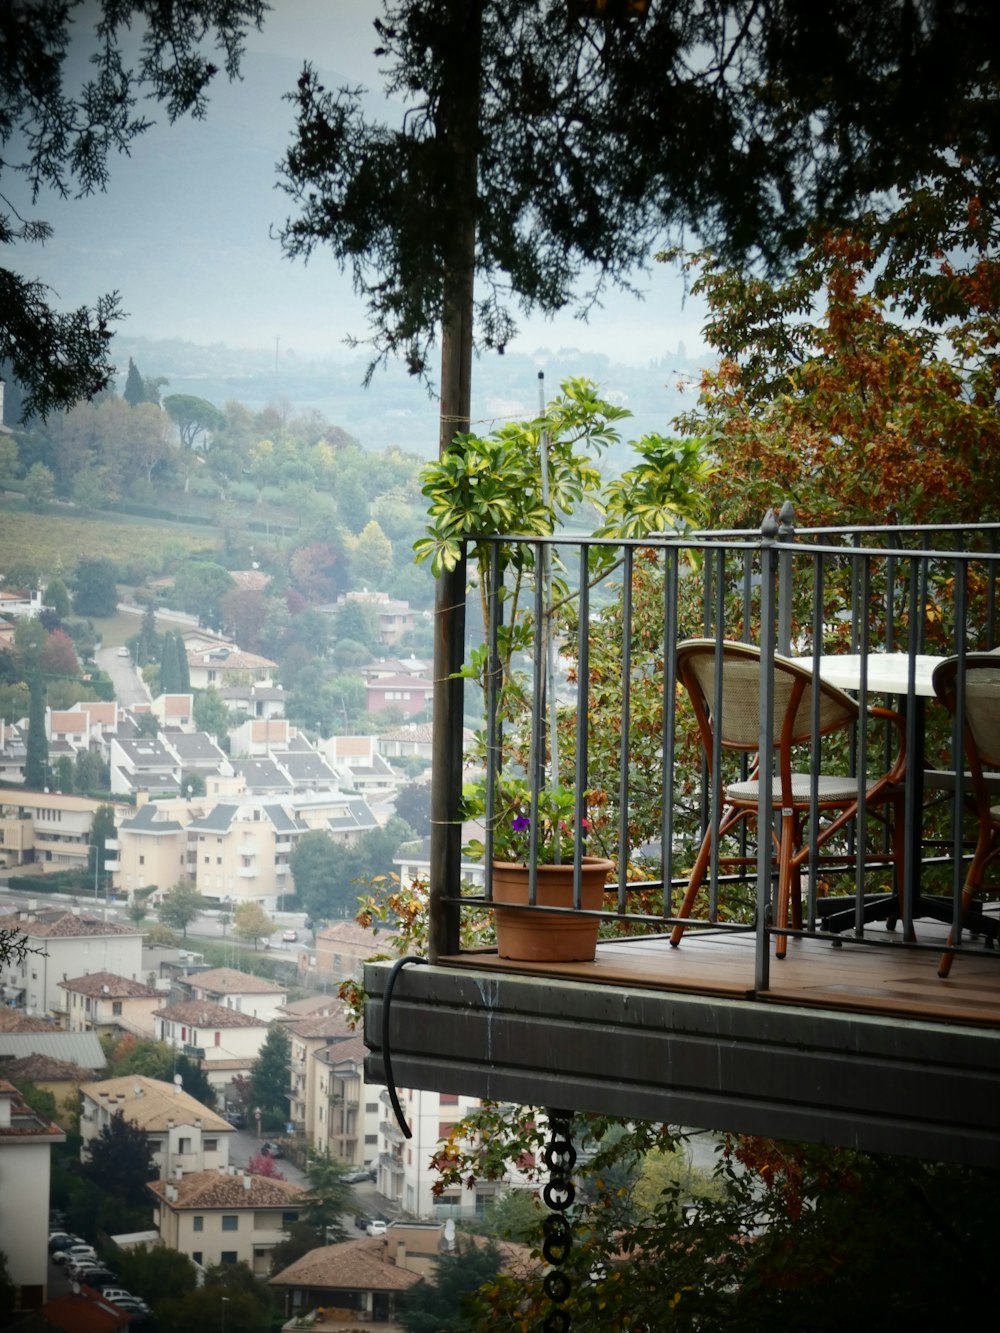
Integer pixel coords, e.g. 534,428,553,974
675,229,1000,530
233,901,274,950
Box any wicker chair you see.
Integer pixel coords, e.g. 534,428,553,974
931,655,1000,977
671,639,908,958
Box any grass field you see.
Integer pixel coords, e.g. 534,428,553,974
0,500,222,577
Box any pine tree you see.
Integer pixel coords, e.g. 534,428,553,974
24,674,48,788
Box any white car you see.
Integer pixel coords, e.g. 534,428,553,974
366,1220,387,1237
55,1245,96,1266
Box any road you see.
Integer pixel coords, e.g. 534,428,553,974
94,644,149,709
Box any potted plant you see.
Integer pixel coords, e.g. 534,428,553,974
462,776,614,962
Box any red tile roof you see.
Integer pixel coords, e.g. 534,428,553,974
152,998,268,1028
148,1167,304,1209
60,970,159,999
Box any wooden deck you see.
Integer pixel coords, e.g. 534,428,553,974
439,911,1000,1030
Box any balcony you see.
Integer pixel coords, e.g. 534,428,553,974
363,518,1000,1169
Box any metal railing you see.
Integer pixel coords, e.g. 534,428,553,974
429,511,1000,989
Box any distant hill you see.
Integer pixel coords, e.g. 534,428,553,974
111,333,710,459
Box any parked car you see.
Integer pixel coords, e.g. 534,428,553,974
77,1270,119,1289
111,1297,150,1315
66,1255,103,1278
342,1167,377,1184
260,1141,284,1158
366,1219,388,1237
48,1232,79,1253
91,1288,133,1305
53,1245,96,1266
354,1214,372,1231
281,928,298,942
224,1110,246,1128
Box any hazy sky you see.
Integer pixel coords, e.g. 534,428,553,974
7,1,709,367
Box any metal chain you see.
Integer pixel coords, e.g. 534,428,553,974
541,1110,576,1332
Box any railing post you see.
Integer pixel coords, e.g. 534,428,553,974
777,499,796,657
755,509,779,989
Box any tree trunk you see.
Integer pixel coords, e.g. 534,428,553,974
429,0,482,963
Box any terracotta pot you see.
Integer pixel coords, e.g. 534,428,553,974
490,857,614,962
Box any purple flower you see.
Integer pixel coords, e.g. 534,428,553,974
511,815,530,832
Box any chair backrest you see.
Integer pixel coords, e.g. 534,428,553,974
933,655,1000,770
676,639,859,752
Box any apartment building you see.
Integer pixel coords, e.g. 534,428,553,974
283,1010,355,1141
0,790,129,873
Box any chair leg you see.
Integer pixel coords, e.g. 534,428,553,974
774,812,796,960
670,804,749,947
938,885,976,978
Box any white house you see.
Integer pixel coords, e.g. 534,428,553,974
0,910,144,1020
152,998,270,1095
177,967,288,1022
79,1074,233,1178
0,1079,65,1308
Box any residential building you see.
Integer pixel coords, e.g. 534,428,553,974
228,717,295,757
335,591,416,646
149,1167,305,1275
186,644,277,690
310,1033,370,1166
177,966,288,1022
0,1053,96,1128
307,922,397,984
364,672,433,718
59,970,162,1037
0,790,129,874
0,1078,65,1309
376,720,436,765
270,1225,533,1330
0,910,143,1020
113,796,191,896
150,692,194,730
282,1011,355,1141
108,734,180,796
162,730,228,779
220,684,286,724
152,998,269,1095
0,588,42,618
0,1016,106,1078
318,734,400,802
79,1074,233,1177
377,1086,505,1220
270,1232,421,1330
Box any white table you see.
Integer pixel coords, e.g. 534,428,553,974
809,652,945,697
796,652,947,936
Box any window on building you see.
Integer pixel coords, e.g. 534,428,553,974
193,1216,204,1232
438,1122,458,1139
220,1251,237,1264
112,1001,122,1015
366,1103,378,1113
179,1138,191,1154
439,1093,459,1105
139,855,145,866
281,1211,299,1227
214,1031,221,1046
365,1134,378,1146
204,1139,218,1153
192,1251,203,1266
221,1216,238,1232
181,1027,187,1042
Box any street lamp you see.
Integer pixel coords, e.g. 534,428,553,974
220,1295,229,1333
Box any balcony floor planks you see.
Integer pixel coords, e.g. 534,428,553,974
439,913,1000,1030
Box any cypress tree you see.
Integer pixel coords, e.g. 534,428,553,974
175,632,191,691
24,674,48,789
123,357,145,407
159,633,180,694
